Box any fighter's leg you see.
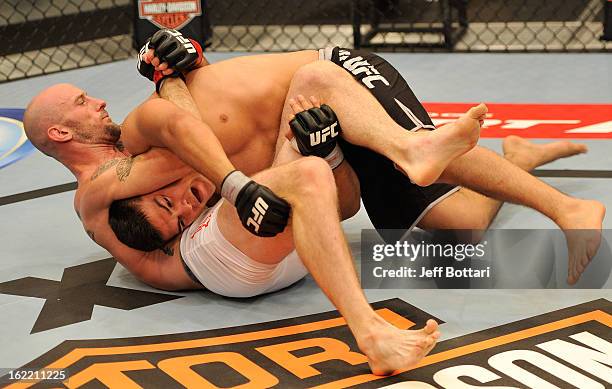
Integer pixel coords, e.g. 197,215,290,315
432,143,604,284
216,157,439,375
281,59,483,187
273,127,361,221
419,136,590,240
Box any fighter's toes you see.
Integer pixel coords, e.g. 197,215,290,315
423,319,438,335
468,103,488,120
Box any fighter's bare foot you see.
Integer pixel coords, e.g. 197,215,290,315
503,135,588,171
556,199,606,285
395,104,486,186
358,319,440,376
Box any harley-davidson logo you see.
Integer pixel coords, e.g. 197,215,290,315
138,0,202,30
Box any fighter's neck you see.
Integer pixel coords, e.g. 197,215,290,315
64,143,127,182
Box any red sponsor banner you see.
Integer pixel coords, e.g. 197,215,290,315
423,103,612,139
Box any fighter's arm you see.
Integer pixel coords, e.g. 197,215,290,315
158,76,203,121
135,45,292,238
124,98,233,189
78,149,190,282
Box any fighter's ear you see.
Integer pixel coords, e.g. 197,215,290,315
47,125,73,143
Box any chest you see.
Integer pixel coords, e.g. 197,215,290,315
198,98,282,170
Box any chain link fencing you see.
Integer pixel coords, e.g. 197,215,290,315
1,0,610,83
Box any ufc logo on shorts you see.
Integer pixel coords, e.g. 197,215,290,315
168,29,197,53
309,122,339,146
338,49,389,89
247,197,269,233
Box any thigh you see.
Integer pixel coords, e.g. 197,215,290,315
328,47,435,131
328,47,458,230
215,163,301,265
418,188,492,231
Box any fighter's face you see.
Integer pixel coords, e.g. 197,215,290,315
61,86,121,144
138,174,211,241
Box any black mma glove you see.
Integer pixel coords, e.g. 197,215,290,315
289,104,344,169
149,29,203,72
137,40,184,94
221,171,290,237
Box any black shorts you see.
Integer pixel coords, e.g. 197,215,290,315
324,47,459,233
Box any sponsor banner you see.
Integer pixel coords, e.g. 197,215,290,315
138,0,202,30
361,229,612,289
0,109,34,170
1,299,609,388
423,103,612,139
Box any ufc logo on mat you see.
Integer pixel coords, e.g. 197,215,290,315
168,29,197,53
309,122,339,146
247,197,269,233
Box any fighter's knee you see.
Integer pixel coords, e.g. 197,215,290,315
293,61,346,89
292,156,336,195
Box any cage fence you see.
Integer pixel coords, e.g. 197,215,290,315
1,0,610,83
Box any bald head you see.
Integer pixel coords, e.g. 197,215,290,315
23,83,78,157
23,83,120,160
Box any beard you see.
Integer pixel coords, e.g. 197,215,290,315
74,122,121,144
104,122,122,143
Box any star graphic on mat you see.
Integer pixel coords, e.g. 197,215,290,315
0,258,183,333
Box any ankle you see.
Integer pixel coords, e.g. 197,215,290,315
555,197,584,226
353,314,390,348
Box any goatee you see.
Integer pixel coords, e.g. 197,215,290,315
105,123,122,143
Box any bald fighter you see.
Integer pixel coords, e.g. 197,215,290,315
24,80,472,375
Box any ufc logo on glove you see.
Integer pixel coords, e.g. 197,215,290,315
247,197,269,233
309,122,339,146
167,29,197,53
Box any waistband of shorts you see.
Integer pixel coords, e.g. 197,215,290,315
318,47,336,61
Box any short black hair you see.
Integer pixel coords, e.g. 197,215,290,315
108,197,165,252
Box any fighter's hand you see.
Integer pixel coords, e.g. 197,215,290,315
144,29,203,74
137,40,173,81
137,39,185,94
221,171,290,237
288,95,342,158
285,95,318,142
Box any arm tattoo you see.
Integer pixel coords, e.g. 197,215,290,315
91,157,134,182
161,246,174,256
115,158,134,182
91,158,119,181
87,230,95,241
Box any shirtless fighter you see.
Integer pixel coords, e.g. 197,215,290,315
24,76,486,374
136,29,603,285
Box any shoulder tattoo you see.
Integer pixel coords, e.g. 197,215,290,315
115,158,134,182
91,159,119,181
91,157,134,182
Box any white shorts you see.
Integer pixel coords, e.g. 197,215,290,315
180,201,308,298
